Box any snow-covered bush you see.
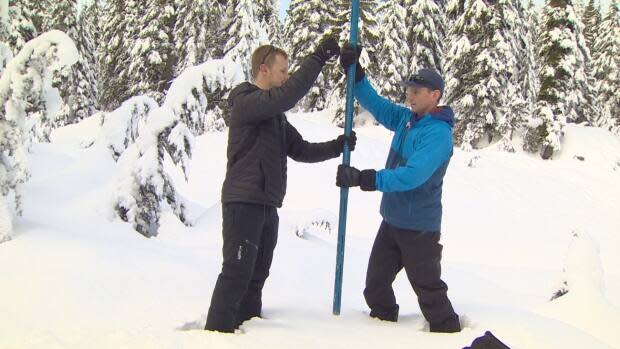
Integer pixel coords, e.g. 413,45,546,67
106,59,243,237
112,106,193,238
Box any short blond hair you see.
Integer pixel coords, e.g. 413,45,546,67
251,45,288,79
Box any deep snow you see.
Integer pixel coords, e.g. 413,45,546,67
1,110,619,349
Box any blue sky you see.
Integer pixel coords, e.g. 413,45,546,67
279,0,291,19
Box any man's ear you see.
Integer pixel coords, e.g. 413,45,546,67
432,90,442,103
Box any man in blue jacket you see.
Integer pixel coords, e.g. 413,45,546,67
336,44,460,333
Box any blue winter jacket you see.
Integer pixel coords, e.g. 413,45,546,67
353,77,454,232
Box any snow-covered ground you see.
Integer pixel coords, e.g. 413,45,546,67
1,110,619,349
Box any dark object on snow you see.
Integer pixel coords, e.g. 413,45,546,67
364,221,460,333
463,331,511,349
573,155,585,161
541,145,554,160
550,281,569,301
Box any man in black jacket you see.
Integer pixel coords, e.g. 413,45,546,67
205,37,355,333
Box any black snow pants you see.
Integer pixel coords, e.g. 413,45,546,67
364,221,460,333
205,202,279,332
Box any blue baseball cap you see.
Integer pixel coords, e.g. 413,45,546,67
401,68,445,95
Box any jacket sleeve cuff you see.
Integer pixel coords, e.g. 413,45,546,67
360,169,376,191
309,53,327,66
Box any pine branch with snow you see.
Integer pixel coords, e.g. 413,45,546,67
163,58,245,135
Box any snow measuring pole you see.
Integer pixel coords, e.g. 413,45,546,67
333,0,360,316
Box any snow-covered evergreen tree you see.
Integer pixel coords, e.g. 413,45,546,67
99,0,140,111
444,0,522,150
446,0,466,20
108,58,245,237
0,30,78,217
581,0,601,49
257,0,282,46
113,105,193,238
81,0,102,44
45,0,98,126
127,0,177,104
173,0,223,75
524,0,592,159
2,1,37,54
43,0,74,33
223,0,268,79
499,0,538,151
81,0,103,103
406,0,447,74
15,0,48,34
376,0,409,103
330,0,382,125
205,1,229,60
73,4,99,117
573,0,602,127
283,0,337,111
526,0,543,93
592,0,620,133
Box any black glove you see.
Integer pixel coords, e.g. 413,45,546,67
334,130,357,154
339,42,365,82
313,36,340,64
336,165,376,191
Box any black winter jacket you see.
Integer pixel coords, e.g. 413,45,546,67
221,55,342,207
